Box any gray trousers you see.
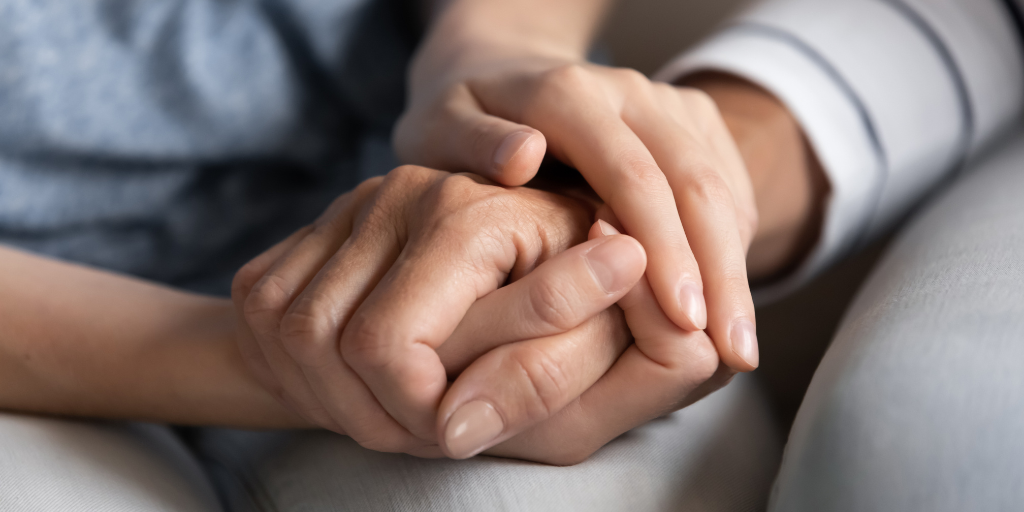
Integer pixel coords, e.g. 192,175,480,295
4,128,1023,511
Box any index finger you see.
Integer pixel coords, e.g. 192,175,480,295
475,67,708,333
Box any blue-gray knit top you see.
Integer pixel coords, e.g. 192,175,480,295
0,0,414,294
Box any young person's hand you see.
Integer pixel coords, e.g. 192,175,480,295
396,0,760,372
461,216,734,464
231,165,648,457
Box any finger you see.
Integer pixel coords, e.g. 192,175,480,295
299,339,442,456
395,85,546,186
338,174,539,441
274,202,443,452
488,276,726,464
438,307,629,459
232,226,313,395
625,91,758,371
271,172,428,438
245,231,350,428
665,88,759,250
437,233,646,374
483,220,728,464
472,68,708,333
242,187,370,428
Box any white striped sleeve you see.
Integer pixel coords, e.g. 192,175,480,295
654,0,1024,300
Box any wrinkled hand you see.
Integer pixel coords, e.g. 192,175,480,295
231,165,649,457
396,35,760,372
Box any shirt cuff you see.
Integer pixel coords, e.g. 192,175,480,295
654,27,881,302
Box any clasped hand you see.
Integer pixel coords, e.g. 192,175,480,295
396,30,760,372
233,166,730,464
234,3,764,462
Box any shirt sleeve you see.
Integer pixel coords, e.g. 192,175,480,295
654,0,1024,302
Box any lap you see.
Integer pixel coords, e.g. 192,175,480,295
772,127,1024,511
0,413,220,511
195,373,781,512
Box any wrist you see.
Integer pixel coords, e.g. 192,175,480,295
680,72,828,281
160,297,309,428
0,244,308,428
412,0,602,85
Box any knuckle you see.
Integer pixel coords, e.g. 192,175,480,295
434,172,486,206
616,158,668,191
379,165,436,200
353,176,385,203
682,170,733,208
430,175,514,232
232,259,265,301
243,274,292,324
676,338,720,384
652,81,678,97
527,277,582,331
278,296,337,363
387,164,429,183
538,63,592,98
720,261,752,287
691,345,721,382
614,67,649,89
313,194,355,229
681,87,719,114
653,333,720,388
649,82,682,107
507,346,572,419
339,315,394,371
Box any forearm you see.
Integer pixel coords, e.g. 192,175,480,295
0,245,307,428
415,0,611,76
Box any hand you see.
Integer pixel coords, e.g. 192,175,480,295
231,165,648,456
455,72,831,464
396,16,760,372
439,215,734,464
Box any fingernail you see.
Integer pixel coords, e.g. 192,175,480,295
492,131,534,173
585,237,643,293
444,400,504,459
730,319,760,368
596,219,619,236
679,283,707,330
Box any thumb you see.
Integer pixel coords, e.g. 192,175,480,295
436,231,646,459
394,85,546,186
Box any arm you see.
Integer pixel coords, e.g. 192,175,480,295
0,245,305,428
416,0,609,65
227,166,731,464
0,167,715,465
658,0,1024,295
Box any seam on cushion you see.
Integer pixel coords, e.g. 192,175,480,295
1000,0,1024,49
191,439,281,512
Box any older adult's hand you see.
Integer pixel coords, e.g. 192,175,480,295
231,165,649,457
